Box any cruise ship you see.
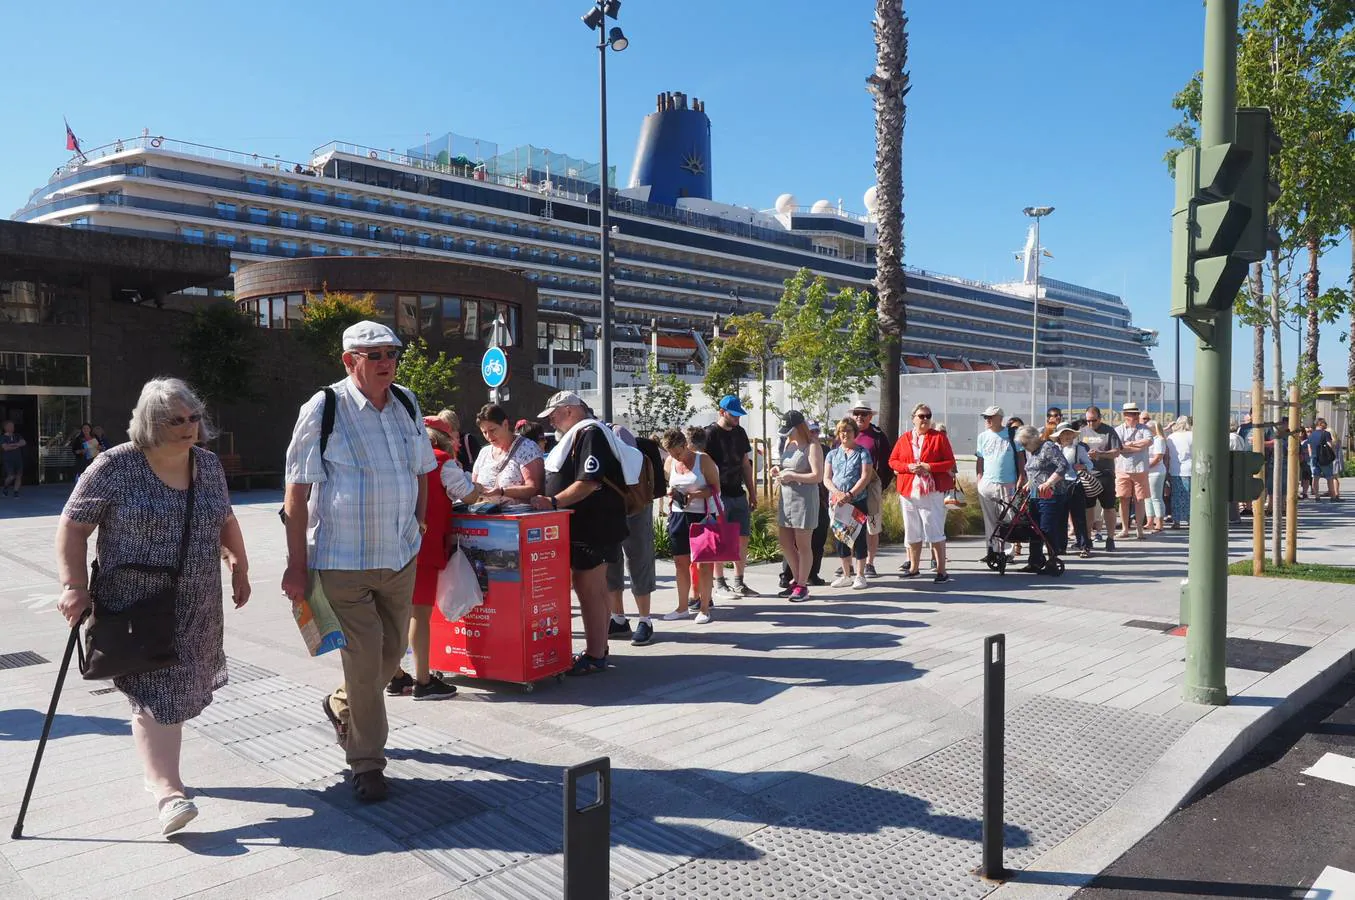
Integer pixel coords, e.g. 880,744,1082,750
13,91,1159,385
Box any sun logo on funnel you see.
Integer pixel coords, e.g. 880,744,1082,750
680,150,705,175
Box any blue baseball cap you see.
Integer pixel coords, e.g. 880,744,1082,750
718,395,748,417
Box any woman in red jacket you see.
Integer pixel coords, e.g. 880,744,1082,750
387,412,473,700
888,402,957,583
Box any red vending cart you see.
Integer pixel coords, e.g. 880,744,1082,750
429,510,573,690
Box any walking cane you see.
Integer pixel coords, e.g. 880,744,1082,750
12,614,85,840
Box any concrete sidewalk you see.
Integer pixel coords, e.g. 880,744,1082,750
1,487,1353,899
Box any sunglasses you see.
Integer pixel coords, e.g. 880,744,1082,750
166,414,203,427
351,349,402,361
915,413,932,420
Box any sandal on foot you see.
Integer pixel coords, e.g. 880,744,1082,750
322,695,348,748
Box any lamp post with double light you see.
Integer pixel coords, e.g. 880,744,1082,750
1023,205,1054,421
582,0,628,422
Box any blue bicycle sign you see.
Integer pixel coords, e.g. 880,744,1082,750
481,346,509,389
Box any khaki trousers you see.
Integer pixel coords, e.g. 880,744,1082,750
319,559,416,775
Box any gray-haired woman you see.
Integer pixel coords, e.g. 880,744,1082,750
1016,424,1070,575
55,377,250,836
1166,416,1193,528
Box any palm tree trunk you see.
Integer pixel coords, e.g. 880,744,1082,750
1303,233,1322,417
870,0,909,440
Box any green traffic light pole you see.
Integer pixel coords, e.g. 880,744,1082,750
1183,0,1237,706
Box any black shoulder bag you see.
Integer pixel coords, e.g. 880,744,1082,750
79,455,194,680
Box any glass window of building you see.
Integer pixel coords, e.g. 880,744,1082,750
417,232,431,247
182,227,205,244
338,220,354,236
372,294,394,323
309,215,327,232
391,201,405,217
310,244,327,256
396,295,418,337
336,192,353,208
245,176,269,194
392,228,406,242
0,280,88,326
337,247,355,257
279,240,299,256
248,237,268,254
365,197,380,212
278,182,298,200
367,224,381,240
441,297,461,338
285,294,304,328
419,295,438,333
307,187,328,204
269,297,286,329
279,211,299,228
248,207,269,224
215,232,236,248
216,202,237,220
417,206,431,220
462,298,478,340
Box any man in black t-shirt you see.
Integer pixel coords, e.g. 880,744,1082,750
531,392,627,675
704,395,759,599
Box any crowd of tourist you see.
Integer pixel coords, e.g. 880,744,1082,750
46,319,1348,825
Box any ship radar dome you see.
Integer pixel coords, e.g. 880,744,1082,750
863,185,878,215
774,193,796,214
810,199,834,214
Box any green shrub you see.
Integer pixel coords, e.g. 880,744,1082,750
746,504,782,563
652,513,672,560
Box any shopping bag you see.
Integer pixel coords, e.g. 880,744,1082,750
291,572,347,656
829,502,867,547
689,495,740,563
436,545,484,622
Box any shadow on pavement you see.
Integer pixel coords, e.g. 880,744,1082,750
1051,870,1317,898
0,708,130,741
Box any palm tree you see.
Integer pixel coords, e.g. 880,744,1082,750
868,0,909,439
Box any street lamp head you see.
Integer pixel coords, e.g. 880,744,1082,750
581,6,604,29
1023,205,1055,218
603,0,621,17
607,26,628,51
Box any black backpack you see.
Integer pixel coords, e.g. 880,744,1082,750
279,385,417,523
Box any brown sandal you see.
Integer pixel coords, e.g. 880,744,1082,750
321,695,348,748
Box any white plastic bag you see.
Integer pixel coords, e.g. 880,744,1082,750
436,546,484,623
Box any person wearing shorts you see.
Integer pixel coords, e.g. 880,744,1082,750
851,404,894,577
1113,403,1153,540
704,396,758,598
606,426,662,646
532,392,629,675
1079,406,1122,550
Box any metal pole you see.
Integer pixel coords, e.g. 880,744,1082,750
1031,217,1040,423
1174,318,1182,417
1253,381,1266,575
1286,383,1299,565
1183,0,1236,707
979,634,1009,882
596,18,614,423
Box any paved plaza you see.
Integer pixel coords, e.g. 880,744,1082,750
2,488,1353,898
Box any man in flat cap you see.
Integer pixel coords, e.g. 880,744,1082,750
282,320,436,803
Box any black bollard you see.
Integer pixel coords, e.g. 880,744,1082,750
563,756,611,900
979,633,1010,881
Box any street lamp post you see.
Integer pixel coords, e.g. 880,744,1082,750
1023,205,1054,422
583,0,627,422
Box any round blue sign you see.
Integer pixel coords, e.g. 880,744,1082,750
481,346,509,388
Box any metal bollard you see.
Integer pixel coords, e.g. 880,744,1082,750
979,634,1010,881
564,756,611,900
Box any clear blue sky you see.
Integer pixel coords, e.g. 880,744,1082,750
2,0,1349,389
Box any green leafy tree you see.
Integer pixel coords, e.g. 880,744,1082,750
773,269,879,422
175,302,260,411
702,332,752,405
295,288,380,364
1165,1,1355,395
626,358,696,435
396,337,461,413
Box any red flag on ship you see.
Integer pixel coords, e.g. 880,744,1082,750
64,118,82,154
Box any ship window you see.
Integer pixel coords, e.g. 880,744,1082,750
309,215,327,232
182,227,204,244
279,211,299,228
215,202,237,220
247,207,268,224
248,237,268,253
278,182,298,200
338,221,354,236
215,233,236,248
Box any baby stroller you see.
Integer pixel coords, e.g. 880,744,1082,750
983,488,1065,576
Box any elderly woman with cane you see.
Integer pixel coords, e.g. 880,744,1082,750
54,377,250,835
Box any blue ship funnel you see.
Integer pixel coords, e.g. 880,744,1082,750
627,91,712,206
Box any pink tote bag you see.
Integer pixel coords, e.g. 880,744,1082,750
689,495,741,563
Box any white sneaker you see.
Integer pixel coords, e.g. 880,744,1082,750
662,610,690,621
852,575,869,590
694,612,712,625
158,797,198,836
830,575,853,588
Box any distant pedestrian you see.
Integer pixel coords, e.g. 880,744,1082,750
2,419,26,497
56,378,250,835
975,405,1018,563
1016,424,1070,575
889,403,956,584
1166,416,1193,527
386,413,473,702
774,411,825,600
850,404,893,577
282,321,436,804
70,423,100,478
824,417,872,590
1055,423,1094,557
606,425,664,646
1145,419,1167,533
1308,418,1339,500
1079,406,1122,550
704,396,759,599
658,428,720,623
530,391,638,669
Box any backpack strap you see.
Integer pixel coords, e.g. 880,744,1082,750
390,385,417,422
319,387,337,457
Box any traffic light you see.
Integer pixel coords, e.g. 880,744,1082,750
1228,449,1266,502
1233,108,1282,262
1170,137,1253,321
